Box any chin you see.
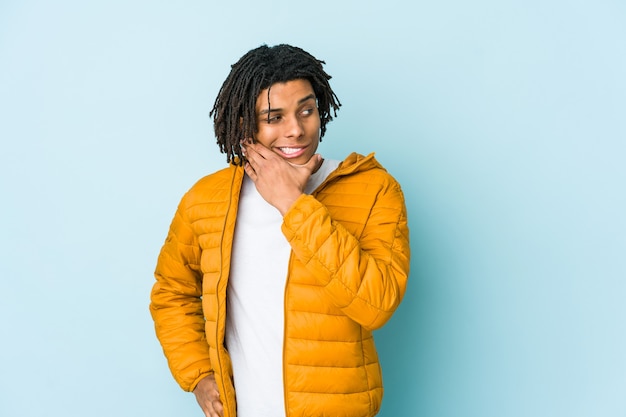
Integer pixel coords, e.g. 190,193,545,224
286,155,313,166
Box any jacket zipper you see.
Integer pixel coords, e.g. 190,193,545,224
282,253,292,416
215,165,241,416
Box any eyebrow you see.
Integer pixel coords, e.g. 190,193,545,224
258,93,316,115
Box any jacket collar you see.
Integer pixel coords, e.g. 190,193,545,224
226,152,382,186
330,152,382,178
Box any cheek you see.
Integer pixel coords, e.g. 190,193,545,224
253,125,275,146
307,118,321,135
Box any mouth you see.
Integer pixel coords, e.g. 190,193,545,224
275,146,306,158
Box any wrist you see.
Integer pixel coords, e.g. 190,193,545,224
277,192,303,216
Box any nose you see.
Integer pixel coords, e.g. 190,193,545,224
284,115,304,139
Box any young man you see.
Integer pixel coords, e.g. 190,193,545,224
150,44,410,417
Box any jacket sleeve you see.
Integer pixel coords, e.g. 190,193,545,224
281,174,410,331
149,202,212,392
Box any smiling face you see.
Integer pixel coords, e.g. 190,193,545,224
254,79,321,166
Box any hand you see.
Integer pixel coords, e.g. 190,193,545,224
193,374,224,417
243,141,322,215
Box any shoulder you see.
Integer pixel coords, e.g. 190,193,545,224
314,153,405,219
178,164,244,213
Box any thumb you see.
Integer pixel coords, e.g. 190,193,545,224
304,154,322,172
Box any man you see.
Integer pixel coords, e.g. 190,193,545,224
150,44,410,417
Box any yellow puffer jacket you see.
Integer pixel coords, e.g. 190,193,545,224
150,152,410,417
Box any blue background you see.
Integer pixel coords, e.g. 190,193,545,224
1,1,624,416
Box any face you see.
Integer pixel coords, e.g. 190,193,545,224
254,79,321,165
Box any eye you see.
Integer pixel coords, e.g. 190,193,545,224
266,114,282,123
301,107,315,116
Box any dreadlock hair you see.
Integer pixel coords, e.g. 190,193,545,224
209,44,342,165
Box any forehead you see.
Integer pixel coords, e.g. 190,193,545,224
255,79,315,109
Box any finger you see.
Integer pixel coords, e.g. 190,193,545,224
242,144,263,166
245,141,275,160
304,154,322,171
242,141,260,155
213,399,225,417
201,401,222,417
244,162,257,180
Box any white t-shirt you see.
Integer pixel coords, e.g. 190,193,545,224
225,159,340,416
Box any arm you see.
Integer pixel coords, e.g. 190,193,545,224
242,142,409,329
281,176,410,330
149,204,214,392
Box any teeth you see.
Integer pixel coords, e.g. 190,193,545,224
280,147,302,155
